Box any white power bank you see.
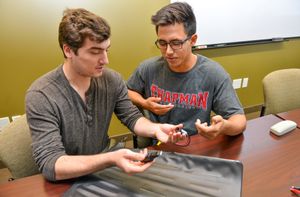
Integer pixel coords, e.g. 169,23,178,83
270,120,297,136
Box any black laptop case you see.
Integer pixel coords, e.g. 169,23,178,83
63,151,243,197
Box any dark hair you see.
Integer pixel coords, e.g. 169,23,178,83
151,2,196,37
58,8,111,57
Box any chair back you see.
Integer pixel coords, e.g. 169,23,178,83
132,109,153,148
0,114,39,180
262,68,300,116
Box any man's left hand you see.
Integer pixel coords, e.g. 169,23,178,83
155,123,187,144
195,115,225,140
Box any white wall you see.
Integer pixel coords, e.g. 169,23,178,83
172,0,300,46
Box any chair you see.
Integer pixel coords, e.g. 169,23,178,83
0,114,39,180
0,117,10,131
261,68,300,116
133,134,153,148
133,109,153,148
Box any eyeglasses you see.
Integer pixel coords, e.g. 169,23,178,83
155,37,191,50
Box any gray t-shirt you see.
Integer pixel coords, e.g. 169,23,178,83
26,66,142,181
127,55,244,135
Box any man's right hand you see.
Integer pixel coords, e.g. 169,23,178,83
113,149,153,174
54,148,153,181
144,97,174,115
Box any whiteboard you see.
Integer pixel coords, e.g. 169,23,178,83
171,0,300,48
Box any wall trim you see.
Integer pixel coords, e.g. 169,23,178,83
244,104,263,114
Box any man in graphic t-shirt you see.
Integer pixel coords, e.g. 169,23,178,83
127,2,246,147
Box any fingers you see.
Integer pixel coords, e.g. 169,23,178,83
156,108,173,116
127,149,154,173
148,97,174,110
195,119,216,139
148,97,161,103
156,103,174,111
116,149,154,174
125,149,148,161
148,97,174,108
195,119,205,129
170,131,180,143
123,160,153,174
195,117,225,140
211,115,222,125
156,123,187,144
169,129,188,143
175,123,184,131
129,161,153,173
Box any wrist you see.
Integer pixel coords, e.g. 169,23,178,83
153,123,162,138
104,151,117,167
219,119,228,135
141,100,150,111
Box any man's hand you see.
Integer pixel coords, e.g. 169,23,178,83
127,90,173,115
54,149,153,180
113,149,153,174
144,97,174,115
155,123,187,144
195,115,225,140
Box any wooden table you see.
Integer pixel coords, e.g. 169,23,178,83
1,114,300,197
276,108,300,128
0,174,71,197
151,114,300,197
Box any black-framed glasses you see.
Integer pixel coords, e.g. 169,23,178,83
155,37,191,50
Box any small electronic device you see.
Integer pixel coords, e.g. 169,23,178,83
141,151,162,163
270,120,297,136
176,128,188,135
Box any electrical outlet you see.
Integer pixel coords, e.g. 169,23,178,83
242,78,249,88
232,79,242,89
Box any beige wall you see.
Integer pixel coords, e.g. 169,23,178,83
1,0,300,135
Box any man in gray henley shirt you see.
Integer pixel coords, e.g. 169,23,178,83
25,8,185,182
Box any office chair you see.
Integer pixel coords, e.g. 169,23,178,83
133,109,153,148
261,68,300,116
0,114,39,180
0,117,10,131
133,135,153,149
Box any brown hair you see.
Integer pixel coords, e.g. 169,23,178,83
58,8,111,57
151,2,196,37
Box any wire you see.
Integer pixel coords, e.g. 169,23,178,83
174,129,191,147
